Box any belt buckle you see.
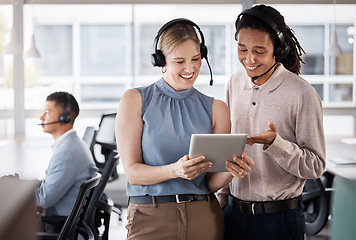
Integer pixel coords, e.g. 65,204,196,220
251,203,256,215
241,201,256,215
176,195,192,203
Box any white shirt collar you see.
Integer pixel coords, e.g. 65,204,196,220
52,129,76,149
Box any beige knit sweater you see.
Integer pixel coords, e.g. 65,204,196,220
217,64,326,206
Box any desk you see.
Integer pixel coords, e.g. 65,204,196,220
325,137,356,239
325,136,356,179
0,179,38,240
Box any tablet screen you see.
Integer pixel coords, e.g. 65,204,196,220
188,134,247,172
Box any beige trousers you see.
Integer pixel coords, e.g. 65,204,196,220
126,197,224,240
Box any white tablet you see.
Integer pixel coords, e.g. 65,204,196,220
188,134,247,172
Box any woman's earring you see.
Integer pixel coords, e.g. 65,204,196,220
162,66,167,74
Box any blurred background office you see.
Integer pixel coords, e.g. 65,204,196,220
0,1,355,239
0,1,355,142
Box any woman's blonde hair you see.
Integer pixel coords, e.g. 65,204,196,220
158,23,200,57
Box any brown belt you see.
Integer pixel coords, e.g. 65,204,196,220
228,194,302,215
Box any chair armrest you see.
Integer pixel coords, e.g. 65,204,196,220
97,199,113,213
41,215,67,228
36,232,59,240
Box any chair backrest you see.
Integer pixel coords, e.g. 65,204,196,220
86,112,119,182
57,172,101,240
95,112,116,146
82,126,98,151
83,151,119,240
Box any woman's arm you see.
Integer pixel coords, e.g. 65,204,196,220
115,89,212,186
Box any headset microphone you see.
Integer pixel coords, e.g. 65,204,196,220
251,61,278,84
38,121,63,126
206,58,213,86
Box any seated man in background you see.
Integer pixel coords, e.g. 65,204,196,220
37,91,97,230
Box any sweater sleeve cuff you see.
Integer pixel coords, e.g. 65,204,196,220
263,134,284,155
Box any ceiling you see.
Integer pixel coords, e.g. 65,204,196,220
0,0,355,4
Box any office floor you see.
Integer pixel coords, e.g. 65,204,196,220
1,136,331,240
305,223,330,240
109,208,128,239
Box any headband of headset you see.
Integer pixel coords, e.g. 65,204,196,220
59,92,71,124
235,8,290,61
151,18,208,67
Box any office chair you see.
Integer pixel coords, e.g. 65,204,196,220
82,151,119,240
302,172,334,235
37,172,101,240
82,126,98,150
86,112,119,181
83,112,122,220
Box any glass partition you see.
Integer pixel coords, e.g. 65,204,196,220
0,3,355,138
329,25,354,75
291,25,325,75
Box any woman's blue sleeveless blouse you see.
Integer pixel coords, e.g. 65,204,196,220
126,78,213,197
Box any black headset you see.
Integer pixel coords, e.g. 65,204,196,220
235,9,290,61
151,18,213,86
151,18,208,67
59,92,71,124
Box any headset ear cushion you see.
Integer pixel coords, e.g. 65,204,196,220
151,53,159,67
200,45,208,59
60,112,71,124
274,46,282,60
274,45,290,61
151,50,165,67
281,45,290,58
